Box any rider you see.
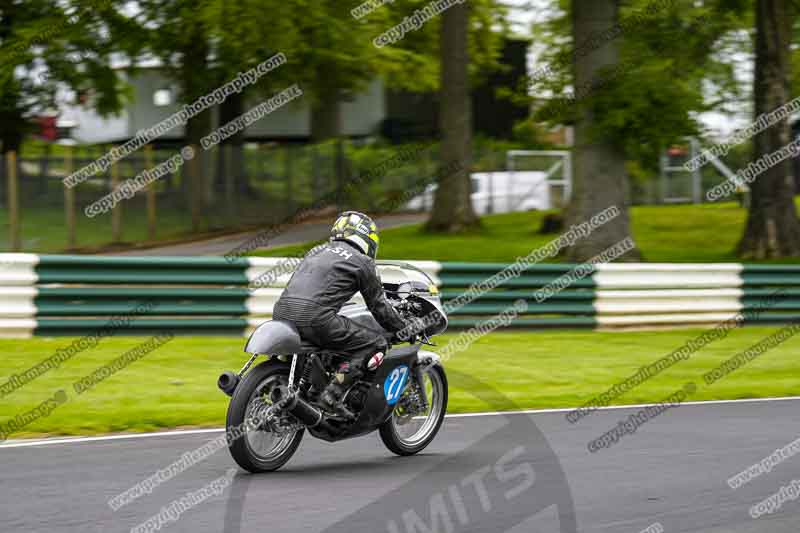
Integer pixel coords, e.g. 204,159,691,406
272,211,413,417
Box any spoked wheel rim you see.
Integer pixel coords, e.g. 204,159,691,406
242,374,297,462
391,367,444,447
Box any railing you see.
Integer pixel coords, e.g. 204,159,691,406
441,262,800,329
1,254,798,337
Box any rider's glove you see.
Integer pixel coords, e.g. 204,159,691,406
396,317,426,342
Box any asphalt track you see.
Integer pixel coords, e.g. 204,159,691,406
108,213,426,256
1,399,799,533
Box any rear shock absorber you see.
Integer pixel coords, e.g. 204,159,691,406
297,355,314,394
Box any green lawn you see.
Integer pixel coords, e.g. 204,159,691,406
0,196,290,253
0,202,196,253
5,192,799,259
255,199,800,263
1,326,797,439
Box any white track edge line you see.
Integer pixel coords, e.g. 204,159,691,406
444,395,800,418
0,428,224,449
2,395,798,449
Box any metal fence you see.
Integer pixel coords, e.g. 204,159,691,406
1,138,756,253
0,140,449,253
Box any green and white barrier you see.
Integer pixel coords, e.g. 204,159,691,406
437,262,800,329
0,254,440,337
0,254,798,337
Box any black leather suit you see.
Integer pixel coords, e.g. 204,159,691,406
272,240,407,368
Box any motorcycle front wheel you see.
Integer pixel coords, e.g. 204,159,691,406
226,359,304,473
379,364,448,456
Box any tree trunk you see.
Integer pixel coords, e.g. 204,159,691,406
216,91,249,194
738,0,800,258
311,91,342,142
180,23,212,217
0,124,23,156
566,0,640,261
425,1,479,233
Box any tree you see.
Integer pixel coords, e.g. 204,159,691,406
136,0,216,214
738,0,800,258
412,0,507,233
250,0,505,228
525,0,748,260
204,0,298,196
566,0,639,260
0,0,130,155
425,2,480,232
138,0,296,213
288,0,393,141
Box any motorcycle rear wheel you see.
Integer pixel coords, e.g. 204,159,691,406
379,364,448,456
226,359,304,473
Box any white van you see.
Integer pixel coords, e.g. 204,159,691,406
406,171,554,214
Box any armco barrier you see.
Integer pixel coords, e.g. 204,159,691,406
0,254,799,337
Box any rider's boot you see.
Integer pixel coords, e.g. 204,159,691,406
320,361,361,420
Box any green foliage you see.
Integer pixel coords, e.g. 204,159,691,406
136,0,214,102
0,0,135,150
286,0,391,106
506,118,556,148
282,0,510,101
0,0,512,150
523,0,751,172
131,0,509,134
790,16,800,96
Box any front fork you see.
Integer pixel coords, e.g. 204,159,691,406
411,350,443,413
413,364,429,411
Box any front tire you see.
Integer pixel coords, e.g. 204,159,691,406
380,364,448,456
226,359,304,473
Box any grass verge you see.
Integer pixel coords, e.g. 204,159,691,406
255,199,800,263
0,326,797,439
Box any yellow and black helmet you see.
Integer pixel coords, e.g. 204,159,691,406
330,211,379,260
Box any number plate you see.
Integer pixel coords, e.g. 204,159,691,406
383,365,410,406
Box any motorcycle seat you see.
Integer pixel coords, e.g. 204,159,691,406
298,339,324,353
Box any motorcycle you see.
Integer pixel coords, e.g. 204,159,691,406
217,262,449,473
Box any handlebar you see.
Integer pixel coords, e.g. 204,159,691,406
391,299,424,318
387,299,437,346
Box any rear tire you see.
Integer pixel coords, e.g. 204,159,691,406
226,359,304,473
380,364,448,456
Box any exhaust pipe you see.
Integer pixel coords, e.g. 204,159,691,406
271,386,323,427
217,371,240,397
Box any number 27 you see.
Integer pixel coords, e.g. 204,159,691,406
387,366,408,401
